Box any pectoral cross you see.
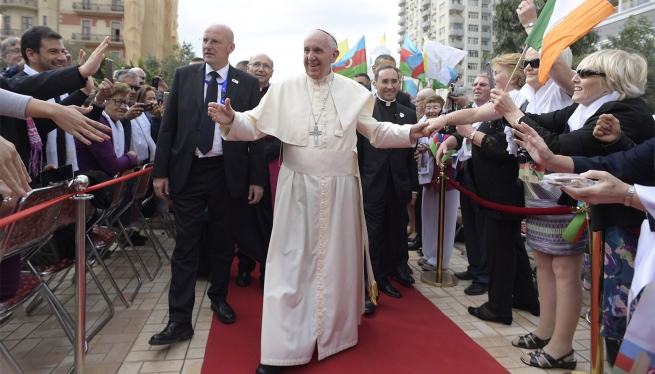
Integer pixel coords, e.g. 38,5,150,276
309,125,322,147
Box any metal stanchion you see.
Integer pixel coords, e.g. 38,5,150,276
421,166,457,287
71,176,93,373
589,229,605,374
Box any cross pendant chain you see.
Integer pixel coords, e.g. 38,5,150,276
309,124,323,147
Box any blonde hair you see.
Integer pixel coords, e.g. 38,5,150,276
110,82,131,97
577,49,647,101
491,53,526,89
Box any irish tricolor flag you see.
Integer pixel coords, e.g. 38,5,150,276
525,0,615,84
332,36,366,78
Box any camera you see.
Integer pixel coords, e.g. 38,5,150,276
517,146,532,164
141,103,154,111
449,83,466,97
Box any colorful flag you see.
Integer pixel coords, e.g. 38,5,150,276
403,77,418,100
423,40,467,87
525,0,615,84
336,39,350,62
332,36,367,78
399,36,424,79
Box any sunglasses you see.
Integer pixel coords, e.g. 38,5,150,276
576,69,606,78
129,85,141,91
523,58,540,69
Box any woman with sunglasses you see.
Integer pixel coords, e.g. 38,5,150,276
495,49,654,369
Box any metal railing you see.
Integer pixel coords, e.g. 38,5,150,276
72,2,124,12
71,33,123,42
0,0,38,7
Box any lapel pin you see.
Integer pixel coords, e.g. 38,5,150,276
232,78,239,84
399,112,405,118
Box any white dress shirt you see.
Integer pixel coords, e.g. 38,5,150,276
195,63,230,157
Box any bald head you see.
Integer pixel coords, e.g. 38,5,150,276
130,67,146,86
248,53,274,88
416,88,437,118
303,30,339,81
202,24,235,70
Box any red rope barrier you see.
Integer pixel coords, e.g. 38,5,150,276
0,167,152,229
445,178,576,216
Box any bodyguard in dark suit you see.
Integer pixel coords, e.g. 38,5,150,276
151,24,265,345
357,65,418,312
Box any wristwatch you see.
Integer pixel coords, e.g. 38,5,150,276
524,22,535,28
469,130,477,141
624,185,635,207
93,99,106,108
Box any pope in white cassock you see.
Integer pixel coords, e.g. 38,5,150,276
209,29,429,374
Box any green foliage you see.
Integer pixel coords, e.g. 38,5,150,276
142,42,197,85
603,15,655,113
490,0,598,66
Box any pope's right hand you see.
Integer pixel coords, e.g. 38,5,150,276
153,177,170,200
208,99,235,125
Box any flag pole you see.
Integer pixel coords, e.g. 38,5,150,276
503,45,530,92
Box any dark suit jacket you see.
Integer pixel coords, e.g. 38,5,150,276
357,100,419,203
396,90,416,111
153,63,266,197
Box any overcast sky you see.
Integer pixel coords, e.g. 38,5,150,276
177,0,399,82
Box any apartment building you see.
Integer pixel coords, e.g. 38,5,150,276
0,0,178,63
595,0,655,42
398,0,494,99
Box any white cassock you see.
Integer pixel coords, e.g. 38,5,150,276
221,72,414,365
628,185,655,317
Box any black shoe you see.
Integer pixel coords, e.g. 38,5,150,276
236,271,251,287
364,295,376,315
468,305,512,325
379,280,402,298
513,302,540,316
464,282,488,296
400,262,414,275
417,249,423,256
211,301,236,324
408,239,422,251
149,321,194,345
130,232,148,242
256,364,286,374
394,267,415,286
454,271,473,280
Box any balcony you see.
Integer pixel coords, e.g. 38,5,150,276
398,26,405,34
0,0,38,10
450,16,465,24
421,0,430,9
480,44,491,52
449,29,464,36
422,21,431,30
450,2,465,11
398,7,406,15
450,40,464,49
0,28,24,40
71,33,123,45
422,9,430,18
398,16,405,26
481,5,492,14
72,2,124,15
453,65,464,75
398,0,406,5
481,31,491,39
481,19,492,26
398,36,405,45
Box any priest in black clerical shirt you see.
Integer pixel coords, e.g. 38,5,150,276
356,65,419,314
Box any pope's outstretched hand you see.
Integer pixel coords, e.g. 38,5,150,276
208,99,236,125
411,121,431,141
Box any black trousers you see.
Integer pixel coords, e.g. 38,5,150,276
364,176,408,282
459,166,489,284
484,214,539,318
414,190,422,239
169,156,241,324
236,182,273,274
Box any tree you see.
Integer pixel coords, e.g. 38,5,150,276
604,15,655,113
490,0,598,66
142,42,197,84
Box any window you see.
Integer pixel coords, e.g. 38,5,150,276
452,23,463,29
467,88,473,96
111,21,121,42
21,17,33,31
468,75,476,83
3,16,10,32
439,15,445,23
468,50,479,58
468,37,478,44
481,39,490,46
439,2,445,11
468,63,478,70
82,20,91,40
482,26,491,32
82,0,91,10
482,15,489,20
469,0,479,5
43,16,47,26
112,0,122,11
468,24,478,32
439,27,445,35
469,12,479,19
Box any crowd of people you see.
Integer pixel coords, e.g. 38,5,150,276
1,1,654,373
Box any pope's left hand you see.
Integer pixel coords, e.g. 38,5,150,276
410,121,431,141
248,185,264,204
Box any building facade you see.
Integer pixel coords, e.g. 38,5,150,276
0,0,178,63
595,0,655,43
398,0,494,100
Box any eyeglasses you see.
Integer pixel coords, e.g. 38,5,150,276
109,99,128,107
576,69,606,78
249,62,273,70
128,85,141,92
7,48,20,54
523,58,540,69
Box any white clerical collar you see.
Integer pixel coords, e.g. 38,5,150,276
22,64,41,76
307,71,334,85
205,63,229,81
374,93,396,106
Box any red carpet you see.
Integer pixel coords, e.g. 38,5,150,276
201,262,508,373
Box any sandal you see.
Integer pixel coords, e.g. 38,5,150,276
512,332,551,349
521,349,576,370
417,258,428,266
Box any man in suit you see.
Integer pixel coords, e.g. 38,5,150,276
150,24,265,345
357,65,418,314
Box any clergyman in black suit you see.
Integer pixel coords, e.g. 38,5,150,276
357,65,419,314
150,24,265,345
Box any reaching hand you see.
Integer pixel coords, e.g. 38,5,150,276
95,78,114,104
593,114,622,143
208,99,236,125
0,135,31,196
512,122,554,165
410,121,430,141
50,105,111,145
78,37,110,78
490,88,518,117
561,170,630,206
425,116,447,135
